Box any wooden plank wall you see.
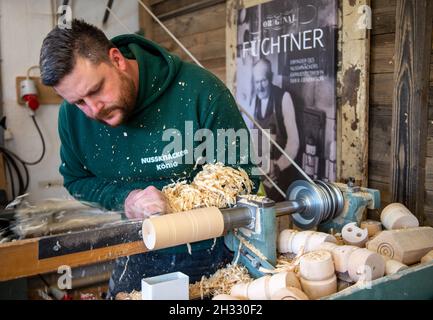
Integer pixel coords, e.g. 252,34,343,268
146,0,433,226
369,0,433,226
149,0,226,82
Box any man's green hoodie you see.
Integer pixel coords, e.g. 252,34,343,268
58,34,258,213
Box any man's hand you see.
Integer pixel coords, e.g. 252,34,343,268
124,186,169,219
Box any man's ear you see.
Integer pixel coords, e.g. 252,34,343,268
108,48,127,71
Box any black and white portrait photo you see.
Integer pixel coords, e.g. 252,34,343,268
236,0,338,201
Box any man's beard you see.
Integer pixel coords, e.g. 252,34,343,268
96,71,137,127
257,88,270,100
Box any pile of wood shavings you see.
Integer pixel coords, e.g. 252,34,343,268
115,290,141,300
273,250,306,274
189,263,253,299
162,163,253,212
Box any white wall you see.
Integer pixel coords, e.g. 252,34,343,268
0,0,139,202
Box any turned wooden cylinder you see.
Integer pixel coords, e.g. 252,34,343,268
142,207,224,250
268,271,301,296
385,259,408,275
347,248,385,282
270,287,309,300
278,229,336,254
299,250,335,281
421,250,433,264
300,275,337,299
247,275,271,300
230,282,249,298
381,203,419,230
332,245,359,273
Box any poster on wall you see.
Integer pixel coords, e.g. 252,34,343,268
236,0,337,201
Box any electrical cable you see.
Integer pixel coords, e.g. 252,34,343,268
25,115,46,165
0,115,45,201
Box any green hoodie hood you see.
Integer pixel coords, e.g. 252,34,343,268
111,34,182,114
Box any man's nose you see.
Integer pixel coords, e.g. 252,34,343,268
84,97,104,116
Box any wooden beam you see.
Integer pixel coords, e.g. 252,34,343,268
138,0,153,40
390,0,433,224
0,237,146,281
338,0,371,187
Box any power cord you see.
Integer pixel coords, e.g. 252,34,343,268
0,114,46,201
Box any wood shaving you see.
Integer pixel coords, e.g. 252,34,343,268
234,231,268,262
334,233,344,245
115,290,141,300
272,248,306,274
162,163,253,212
189,263,253,299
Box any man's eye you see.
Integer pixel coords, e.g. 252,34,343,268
75,100,84,105
90,86,101,96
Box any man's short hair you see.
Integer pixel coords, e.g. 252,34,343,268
39,19,115,86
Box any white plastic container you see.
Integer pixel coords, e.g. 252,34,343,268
141,271,189,300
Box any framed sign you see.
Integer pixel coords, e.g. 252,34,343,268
227,0,370,200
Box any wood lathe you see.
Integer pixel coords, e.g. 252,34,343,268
0,178,380,281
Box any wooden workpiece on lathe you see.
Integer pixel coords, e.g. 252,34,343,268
347,248,385,282
342,222,369,247
360,220,382,237
278,229,337,254
270,287,309,300
366,227,433,265
142,207,224,250
380,203,419,230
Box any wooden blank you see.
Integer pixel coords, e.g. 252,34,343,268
142,207,224,250
366,227,433,265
